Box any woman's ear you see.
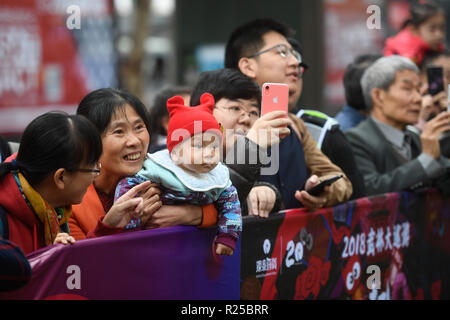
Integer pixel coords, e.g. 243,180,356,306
238,57,257,79
53,168,66,190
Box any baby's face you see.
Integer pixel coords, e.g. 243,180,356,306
171,131,221,173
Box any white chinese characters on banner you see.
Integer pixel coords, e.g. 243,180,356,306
342,222,411,259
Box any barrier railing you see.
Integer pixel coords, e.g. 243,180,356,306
1,226,241,300
2,189,449,300
241,189,450,300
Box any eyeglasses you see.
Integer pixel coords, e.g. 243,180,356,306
70,162,101,176
248,43,303,63
248,44,306,77
215,105,260,121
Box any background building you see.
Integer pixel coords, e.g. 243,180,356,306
1,0,450,139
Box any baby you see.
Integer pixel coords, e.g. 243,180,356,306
115,93,242,255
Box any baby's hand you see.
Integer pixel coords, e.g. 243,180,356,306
215,243,234,256
54,232,76,245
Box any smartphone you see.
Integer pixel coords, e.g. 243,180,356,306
448,84,450,112
427,66,444,96
306,174,344,196
261,83,289,116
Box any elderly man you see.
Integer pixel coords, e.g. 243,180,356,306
345,55,450,196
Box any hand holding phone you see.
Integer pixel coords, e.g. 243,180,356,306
447,84,450,113
261,83,289,117
306,174,343,196
427,66,444,96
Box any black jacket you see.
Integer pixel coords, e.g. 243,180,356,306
225,136,282,215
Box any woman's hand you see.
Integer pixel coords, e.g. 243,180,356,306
137,183,163,226
247,186,276,218
103,181,161,228
294,175,330,211
246,111,291,148
54,233,76,245
144,204,203,229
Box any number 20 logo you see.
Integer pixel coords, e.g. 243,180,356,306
285,240,304,268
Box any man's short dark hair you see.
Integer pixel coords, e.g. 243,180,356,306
343,54,382,111
224,18,295,69
190,68,261,108
150,86,191,136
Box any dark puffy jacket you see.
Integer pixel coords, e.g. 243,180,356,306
225,136,281,215
297,109,366,200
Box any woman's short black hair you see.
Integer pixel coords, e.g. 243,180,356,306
421,49,450,71
190,69,261,108
150,86,191,137
0,112,102,186
343,54,383,111
76,88,151,136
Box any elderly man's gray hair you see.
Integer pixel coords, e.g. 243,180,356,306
361,55,420,110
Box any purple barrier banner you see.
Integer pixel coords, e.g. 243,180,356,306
240,189,450,300
1,226,240,300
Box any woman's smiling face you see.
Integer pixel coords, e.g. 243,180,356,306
98,104,150,182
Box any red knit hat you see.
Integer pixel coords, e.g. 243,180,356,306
166,93,222,153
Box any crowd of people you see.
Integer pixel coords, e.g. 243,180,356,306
0,0,449,293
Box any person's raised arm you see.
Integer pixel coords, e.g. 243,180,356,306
144,203,218,229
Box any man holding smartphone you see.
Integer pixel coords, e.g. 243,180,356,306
345,55,450,196
225,18,353,212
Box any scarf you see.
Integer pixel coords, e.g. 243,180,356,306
18,172,72,246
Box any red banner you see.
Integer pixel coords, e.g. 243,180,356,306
241,189,450,300
0,0,116,135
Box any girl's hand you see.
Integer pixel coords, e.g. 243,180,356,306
54,233,76,245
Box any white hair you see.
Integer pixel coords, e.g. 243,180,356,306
361,55,420,110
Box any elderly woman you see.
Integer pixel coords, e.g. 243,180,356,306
190,68,291,217
69,88,218,239
0,112,102,254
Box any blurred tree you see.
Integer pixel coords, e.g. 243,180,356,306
120,0,150,98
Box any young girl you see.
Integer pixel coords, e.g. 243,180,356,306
384,0,446,67
115,93,242,256
0,112,102,254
